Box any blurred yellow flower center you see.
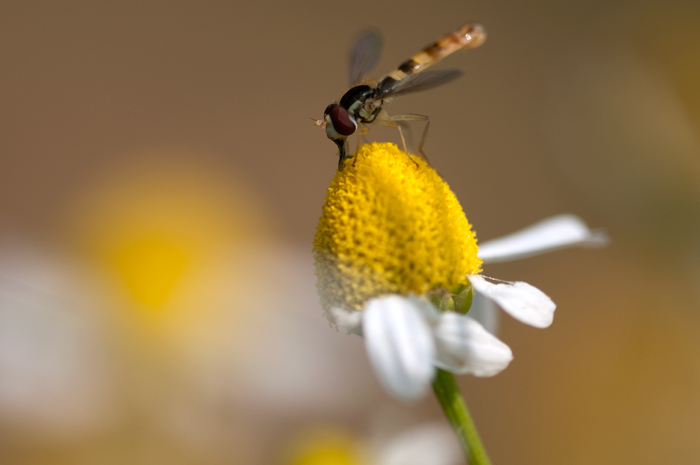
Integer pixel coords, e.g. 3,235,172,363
313,142,481,311
111,235,191,309
285,429,363,465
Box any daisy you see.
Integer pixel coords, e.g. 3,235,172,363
313,142,605,463
314,142,605,401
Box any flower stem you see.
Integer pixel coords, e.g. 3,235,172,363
432,369,492,465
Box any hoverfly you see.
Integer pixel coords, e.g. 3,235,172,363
316,23,486,170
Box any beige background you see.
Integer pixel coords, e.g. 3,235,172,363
2,1,700,464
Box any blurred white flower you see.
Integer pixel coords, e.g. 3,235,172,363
374,423,462,465
283,422,461,465
0,239,116,440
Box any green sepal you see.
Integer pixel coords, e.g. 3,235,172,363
428,288,454,312
452,284,473,315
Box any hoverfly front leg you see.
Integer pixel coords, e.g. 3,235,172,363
352,123,370,167
335,138,348,171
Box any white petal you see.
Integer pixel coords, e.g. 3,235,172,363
468,275,556,328
377,423,462,465
325,306,363,335
466,290,500,335
406,294,440,324
363,296,436,402
433,313,513,376
477,214,608,264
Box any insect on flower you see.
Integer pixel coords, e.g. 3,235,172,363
315,24,486,170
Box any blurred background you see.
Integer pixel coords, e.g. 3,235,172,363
1,0,700,464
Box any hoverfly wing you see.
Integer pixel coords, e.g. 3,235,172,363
348,28,383,86
382,69,464,98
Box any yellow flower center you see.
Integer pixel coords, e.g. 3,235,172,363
313,142,482,311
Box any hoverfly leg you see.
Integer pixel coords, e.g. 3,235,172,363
352,123,368,167
335,138,348,171
417,118,431,165
390,114,431,165
395,124,419,168
372,110,419,167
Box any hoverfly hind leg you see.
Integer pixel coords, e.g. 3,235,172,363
395,124,419,168
371,110,419,168
390,114,431,166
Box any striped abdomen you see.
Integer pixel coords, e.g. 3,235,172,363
386,24,486,82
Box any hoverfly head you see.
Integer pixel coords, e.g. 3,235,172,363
323,103,357,141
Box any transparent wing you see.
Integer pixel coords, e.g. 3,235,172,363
382,69,464,98
348,28,383,86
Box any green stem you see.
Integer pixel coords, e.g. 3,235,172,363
432,369,492,465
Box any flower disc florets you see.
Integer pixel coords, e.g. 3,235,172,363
313,143,482,312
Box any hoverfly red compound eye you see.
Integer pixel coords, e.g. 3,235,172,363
329,105,356,136
324,103,337,115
